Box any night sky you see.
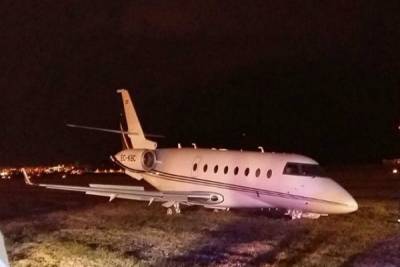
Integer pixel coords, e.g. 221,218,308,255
1,1,399,166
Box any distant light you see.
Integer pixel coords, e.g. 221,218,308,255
393,168,398,174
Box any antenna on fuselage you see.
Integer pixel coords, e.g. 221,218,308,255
192,143,197,149
258,146,265,153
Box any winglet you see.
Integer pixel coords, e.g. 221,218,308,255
22,168,34,186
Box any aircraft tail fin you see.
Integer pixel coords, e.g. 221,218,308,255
117,89,157,150
120,122,132,149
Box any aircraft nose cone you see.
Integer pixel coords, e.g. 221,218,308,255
333,183,358,213
342,192,358,213
321,178,358,214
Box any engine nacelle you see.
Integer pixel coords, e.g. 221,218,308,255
114,149,156,171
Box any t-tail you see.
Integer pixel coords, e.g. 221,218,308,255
66,90,158,150
117,89,157,150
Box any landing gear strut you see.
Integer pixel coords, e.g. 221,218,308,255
285,209,303,220
167,208,173,215
166,202,181,215
174,202,181,214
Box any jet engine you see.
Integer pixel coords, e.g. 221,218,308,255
114,149,156,171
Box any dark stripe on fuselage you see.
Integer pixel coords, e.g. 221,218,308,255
112,157,348,208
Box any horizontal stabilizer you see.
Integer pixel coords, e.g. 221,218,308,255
67,124,164,138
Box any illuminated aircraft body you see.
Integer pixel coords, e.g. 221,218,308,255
25,89,358,219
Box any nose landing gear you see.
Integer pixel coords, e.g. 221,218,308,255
285,209,303,220
285,209,322,220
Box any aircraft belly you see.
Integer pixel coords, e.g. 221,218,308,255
141,173,348,213
258,193,345,214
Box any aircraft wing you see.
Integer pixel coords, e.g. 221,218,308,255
37,183,197,202
22,169,222,207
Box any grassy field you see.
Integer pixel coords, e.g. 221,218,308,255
0,166,399,266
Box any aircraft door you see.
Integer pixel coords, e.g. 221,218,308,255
191,156,202,177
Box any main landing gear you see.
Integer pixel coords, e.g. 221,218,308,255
165,202,181,215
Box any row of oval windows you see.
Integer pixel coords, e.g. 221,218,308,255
193,163,272,178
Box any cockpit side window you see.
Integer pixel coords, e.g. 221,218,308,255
301,164,325,177
283,162,326,177
283,163,301,175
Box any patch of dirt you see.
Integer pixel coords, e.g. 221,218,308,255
348,235,400,267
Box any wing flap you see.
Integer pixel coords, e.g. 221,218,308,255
31,182,223,205
89,184,144,191
39,183,162,197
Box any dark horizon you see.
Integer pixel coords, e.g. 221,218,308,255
1,1,399,166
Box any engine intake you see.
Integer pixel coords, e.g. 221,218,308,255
114,149,156,171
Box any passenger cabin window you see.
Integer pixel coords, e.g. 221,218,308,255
224,166,228,174
267,169,272,178
244,168,250,176
283,162,325,177
234,167,239,175
193,163,198,172
214,165,218,173
255,168,261,177
203,164,208,172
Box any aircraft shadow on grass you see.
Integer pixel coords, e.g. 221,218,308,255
156,210,328,266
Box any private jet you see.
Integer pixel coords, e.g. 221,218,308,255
24,89,358,219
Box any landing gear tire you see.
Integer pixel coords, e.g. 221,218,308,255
285,209,303,220
173,203,181,214
167,208,173,216
166,203,181,215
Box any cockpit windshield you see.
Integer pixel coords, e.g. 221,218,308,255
283,162,326,177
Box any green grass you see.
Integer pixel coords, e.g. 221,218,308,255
0,166,399,266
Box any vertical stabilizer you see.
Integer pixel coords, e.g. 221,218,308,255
117,89,157,150
120,122,132,149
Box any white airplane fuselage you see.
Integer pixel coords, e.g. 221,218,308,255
26,89,357,219
114,148,358,215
